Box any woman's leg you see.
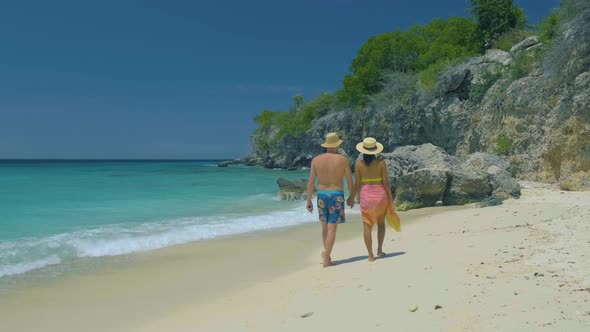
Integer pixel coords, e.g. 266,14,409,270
376,213,386,257
363,221,375,261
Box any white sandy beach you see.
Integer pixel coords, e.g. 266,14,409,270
1,182,589,331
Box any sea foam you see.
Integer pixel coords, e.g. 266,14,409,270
0,203,317,278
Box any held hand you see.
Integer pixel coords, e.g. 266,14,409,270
346,196,355,208
306,200,313,213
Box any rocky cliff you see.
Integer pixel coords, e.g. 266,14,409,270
244,30,589,191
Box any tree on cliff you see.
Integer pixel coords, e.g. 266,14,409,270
339,17,479,109
469,0,526,48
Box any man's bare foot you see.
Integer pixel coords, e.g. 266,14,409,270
368,255,376,262
377,250,386,257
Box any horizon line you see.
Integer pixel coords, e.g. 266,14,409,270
0,158,236,162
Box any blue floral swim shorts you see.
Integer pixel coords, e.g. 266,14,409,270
317,190,346,224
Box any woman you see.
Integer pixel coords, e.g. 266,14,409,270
347,137,393,261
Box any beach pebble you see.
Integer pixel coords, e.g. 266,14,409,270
435,305,443,310
408,305,419,312
300,312,314,318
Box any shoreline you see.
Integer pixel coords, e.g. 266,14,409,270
0,205,461,332
1,183,589,331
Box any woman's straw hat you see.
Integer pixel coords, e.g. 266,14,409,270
321,132,343,148
356,137,384,155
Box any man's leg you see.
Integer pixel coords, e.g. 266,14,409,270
322,223,338,267
321,221,330,262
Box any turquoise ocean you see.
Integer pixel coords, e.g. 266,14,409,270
0,160,318,281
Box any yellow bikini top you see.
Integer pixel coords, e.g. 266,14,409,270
361,177,382,184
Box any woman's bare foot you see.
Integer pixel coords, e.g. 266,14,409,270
321,251,333,264
322,259,335,268
377,250,386,257
368,255,376,262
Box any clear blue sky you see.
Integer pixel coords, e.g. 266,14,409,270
0,0,558,159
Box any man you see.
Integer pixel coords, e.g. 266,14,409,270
306,132,354,267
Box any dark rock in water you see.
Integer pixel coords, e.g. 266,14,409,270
277,178,310,200
217,155,264,168
443,168,492,205
394,169,448,211
217,160,235,167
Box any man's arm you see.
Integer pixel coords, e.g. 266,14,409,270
347,160,360,208
306,159,316,212
344,158,356,208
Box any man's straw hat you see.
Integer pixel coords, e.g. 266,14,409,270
355,137,384,155
321,132,343,148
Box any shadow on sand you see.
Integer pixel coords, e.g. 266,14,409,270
333,251,406,266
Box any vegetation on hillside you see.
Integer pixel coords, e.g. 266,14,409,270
253,0,572,155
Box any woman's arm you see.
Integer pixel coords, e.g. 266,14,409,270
381,160,393,201
347,160,361,207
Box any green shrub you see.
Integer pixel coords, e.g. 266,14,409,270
494,133,513,155
418,58,468,91
510,47,543,79
469,0,526,47
492,29,532,51
252,93,340,152
548,95,559,108
369,72,418,110
339,16,480,108
538,10,560,42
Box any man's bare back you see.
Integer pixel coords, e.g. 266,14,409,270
311,153,350,191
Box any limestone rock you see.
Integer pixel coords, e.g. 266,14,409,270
394,169,448,211
277,178,309,200
490,170,522,199
463,152,521,200
464,153,510,172
482,49,512,65
559,171,590,191
438,64,471,95
510,36,540,53
443,168,492,205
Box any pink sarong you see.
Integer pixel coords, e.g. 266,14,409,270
360,184,388,225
